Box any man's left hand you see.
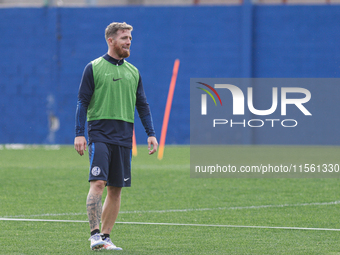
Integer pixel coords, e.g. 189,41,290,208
147,136,158,155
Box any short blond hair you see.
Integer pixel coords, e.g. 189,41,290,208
105,22,133,41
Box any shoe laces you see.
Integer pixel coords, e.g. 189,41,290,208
88,233,101,241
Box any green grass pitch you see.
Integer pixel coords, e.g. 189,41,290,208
0,145,340,254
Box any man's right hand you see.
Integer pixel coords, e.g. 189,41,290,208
74,136,87,156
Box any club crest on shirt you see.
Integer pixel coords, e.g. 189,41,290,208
91,166,101,176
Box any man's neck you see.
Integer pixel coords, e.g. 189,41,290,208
107,50,122,61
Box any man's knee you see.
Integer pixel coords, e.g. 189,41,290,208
89,180,106,194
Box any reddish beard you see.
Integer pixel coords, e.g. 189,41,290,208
113,41,130,59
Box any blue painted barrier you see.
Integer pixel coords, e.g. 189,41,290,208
0,6,339,144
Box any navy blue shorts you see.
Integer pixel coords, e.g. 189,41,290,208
88,142,131,187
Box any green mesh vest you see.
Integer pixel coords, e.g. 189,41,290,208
87,57,139,123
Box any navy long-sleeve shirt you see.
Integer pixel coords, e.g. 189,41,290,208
75,54,156,149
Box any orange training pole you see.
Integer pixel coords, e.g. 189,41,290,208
157,59,180,160
132,127,137,156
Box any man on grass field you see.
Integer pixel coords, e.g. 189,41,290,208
74,22,158,250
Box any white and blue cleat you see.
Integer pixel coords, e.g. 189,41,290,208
101,237,123,251
88,233,106,250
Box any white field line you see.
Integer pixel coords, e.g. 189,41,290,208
1,144,60,150
0,218,87,223
3,200,340,218
0,218,339,232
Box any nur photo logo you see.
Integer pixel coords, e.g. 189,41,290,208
196,82,223,115
196,81,312,128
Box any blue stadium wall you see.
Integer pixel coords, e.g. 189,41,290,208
0,6,339,145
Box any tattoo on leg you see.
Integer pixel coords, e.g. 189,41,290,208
86,193,102,230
